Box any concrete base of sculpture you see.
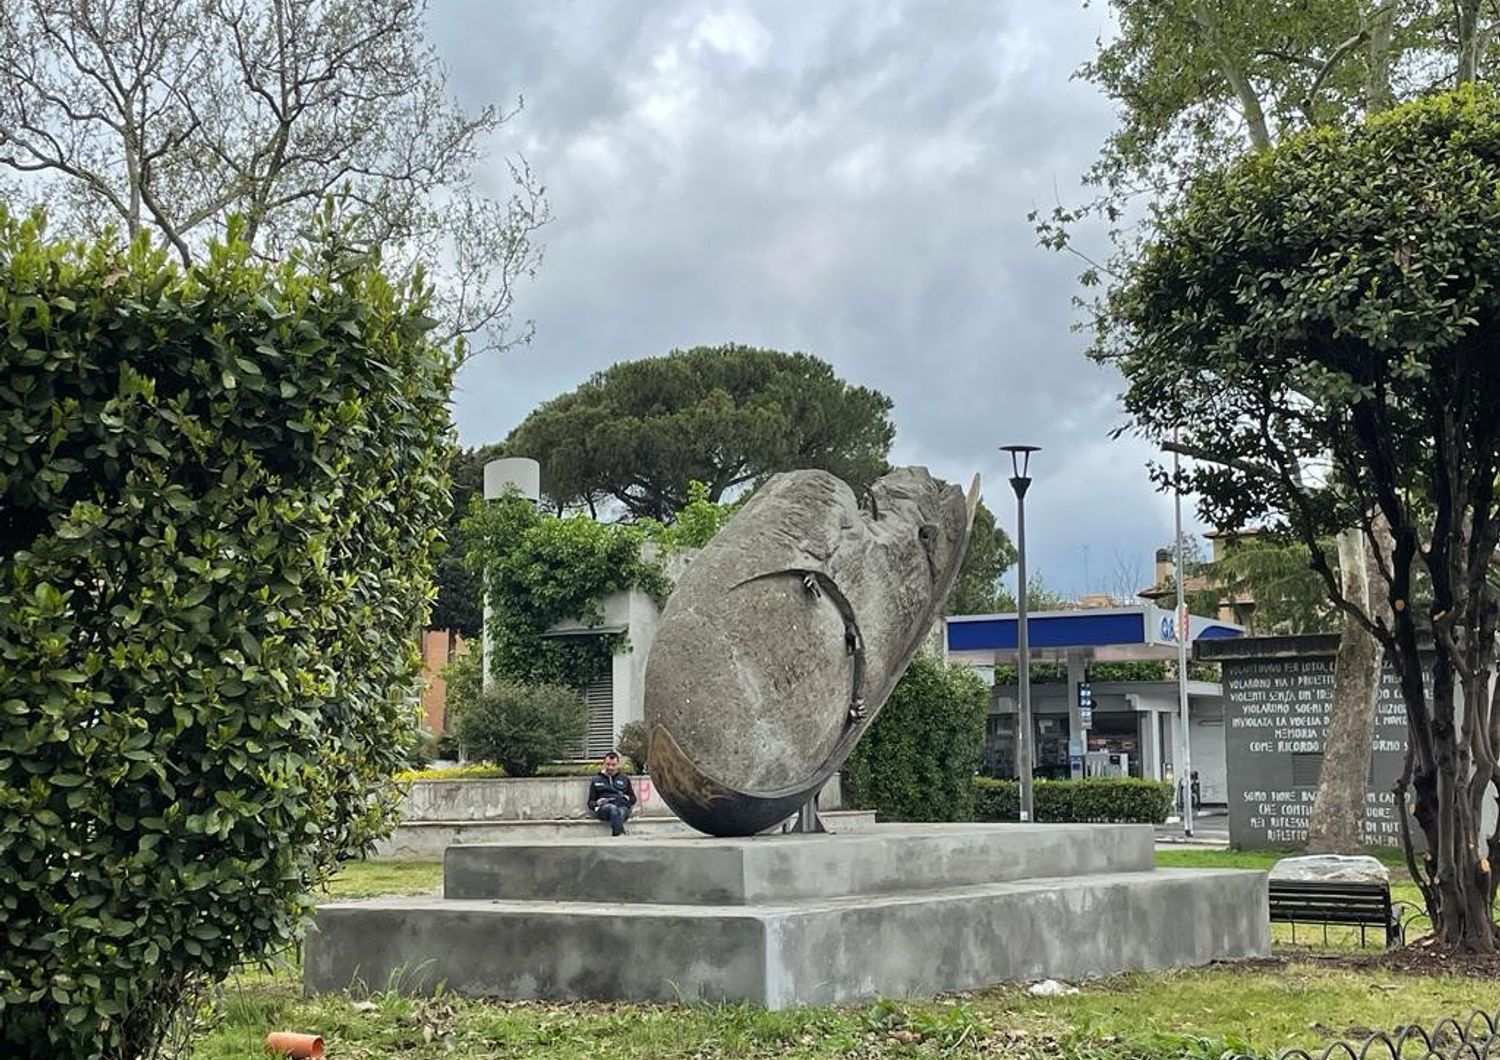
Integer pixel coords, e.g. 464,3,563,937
305,824,1268,1008
375,809,879,859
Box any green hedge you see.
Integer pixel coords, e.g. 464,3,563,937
973,777,1175,824
843,654,990,822
0,215,452,1058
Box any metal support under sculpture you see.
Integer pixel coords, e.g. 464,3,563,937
643,467,979,837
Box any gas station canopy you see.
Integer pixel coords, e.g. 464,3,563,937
945,604,1244,665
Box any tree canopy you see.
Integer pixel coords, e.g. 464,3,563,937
1045,2,1500,279
1061,0,1479,860
502,345,895,520
945,500,1018,615
0,0,545,357
1097,86,1500,949
1201,536,1342,635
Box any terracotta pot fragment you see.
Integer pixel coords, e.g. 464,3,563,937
265,1031,324,1059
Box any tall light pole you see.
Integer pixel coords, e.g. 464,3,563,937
1001,444,1040,823
1172,440,1195,838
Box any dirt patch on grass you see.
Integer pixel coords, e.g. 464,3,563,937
1251,939,1500,978
1358,938,1500,978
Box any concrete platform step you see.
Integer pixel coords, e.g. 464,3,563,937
374,809,880,860
305,866,1269,1008
443,823,1156,904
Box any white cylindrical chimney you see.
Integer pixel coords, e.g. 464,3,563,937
483,457,541,503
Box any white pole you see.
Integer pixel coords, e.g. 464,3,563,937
1174,440,1195,838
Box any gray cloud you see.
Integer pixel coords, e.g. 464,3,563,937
433,0,1200,602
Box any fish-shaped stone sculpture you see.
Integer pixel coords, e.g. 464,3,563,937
643,467,979,836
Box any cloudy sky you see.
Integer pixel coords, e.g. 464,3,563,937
432,0,1195,602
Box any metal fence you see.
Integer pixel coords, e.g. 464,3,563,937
1261,1008,1500,1060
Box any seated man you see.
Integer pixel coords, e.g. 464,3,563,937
587,751,637,836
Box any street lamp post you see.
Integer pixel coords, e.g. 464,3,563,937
1001,444,1040,823
1172,441,1195,838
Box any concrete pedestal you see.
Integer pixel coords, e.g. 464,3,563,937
306,824,1268,1007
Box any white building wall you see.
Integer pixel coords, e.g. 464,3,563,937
1189,708,1227,805
618,587,661,739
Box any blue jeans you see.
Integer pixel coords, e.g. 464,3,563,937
594,802,631,835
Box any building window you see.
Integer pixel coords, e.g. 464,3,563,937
577,672,615,759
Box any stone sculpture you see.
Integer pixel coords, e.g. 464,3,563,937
644,467,978,836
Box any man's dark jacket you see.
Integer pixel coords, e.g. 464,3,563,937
587,772,637,810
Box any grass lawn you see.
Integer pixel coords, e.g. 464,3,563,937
194,850,1495,1058
195,962,1499,1058
322,859,442,900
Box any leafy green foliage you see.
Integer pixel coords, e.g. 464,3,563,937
503,345,895,519
1041,3,1463,285
437,644,482,737
1079,1,1378,184
992,660,1189,684
842,655,989,822
408,729,440,771
454,681,586,777
992,661,1066,685
637,481,748,552
945,500,1017,614
464,495,670,689
1201,535,1341,634
1098,87,1500,944
0,211,453,1058
973,778,1174,824
616,720,650,774
1089,661,1168,682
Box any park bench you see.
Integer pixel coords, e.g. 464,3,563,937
1267,878,1407,948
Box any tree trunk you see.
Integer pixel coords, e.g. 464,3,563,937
1362,1,1395,114
1456,0,1482,84
1307,528,1385,851
1434,704,1497,949
1190,4,1273,152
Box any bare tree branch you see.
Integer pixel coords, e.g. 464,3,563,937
0,0,544,358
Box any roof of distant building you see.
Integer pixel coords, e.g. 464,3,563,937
945,604,1243,664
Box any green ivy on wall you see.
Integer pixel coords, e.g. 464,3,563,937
464,493,671,688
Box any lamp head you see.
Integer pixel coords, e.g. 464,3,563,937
999,444,1040,496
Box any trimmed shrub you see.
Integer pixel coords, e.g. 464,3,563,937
454,681,586,777
617,719,650,773
0,215,452,1057
842,654,990,822
973,777,1175,824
